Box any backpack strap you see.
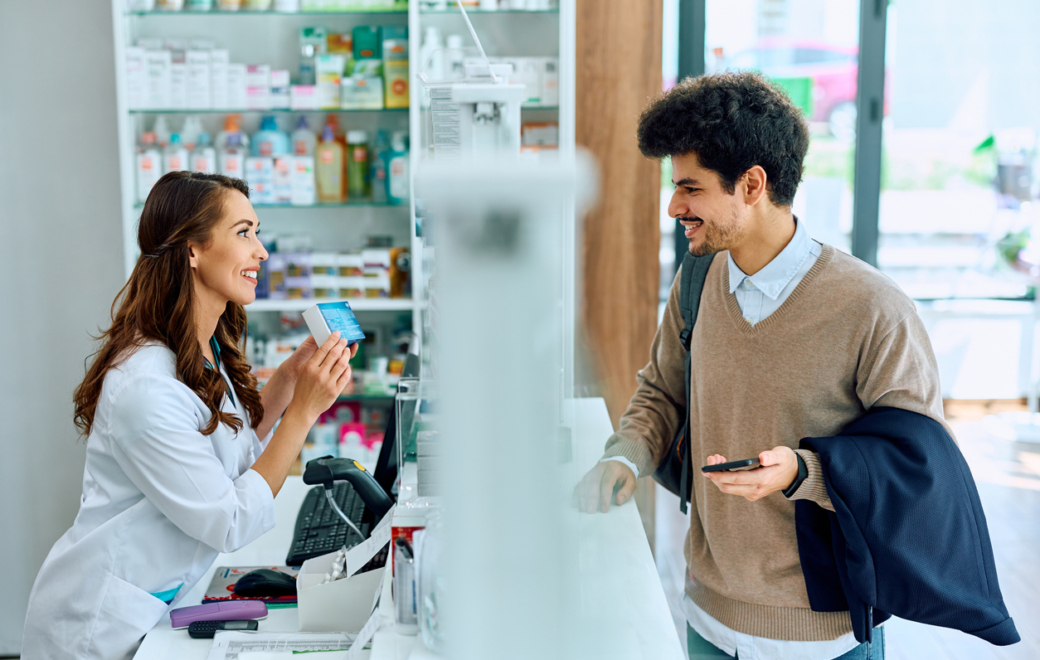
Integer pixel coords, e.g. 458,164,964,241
678,252,714,350
676,252,715,513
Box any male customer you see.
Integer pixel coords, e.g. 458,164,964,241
574,72,953,660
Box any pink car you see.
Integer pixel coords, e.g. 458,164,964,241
723,39,889,140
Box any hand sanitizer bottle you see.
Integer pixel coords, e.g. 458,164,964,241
191,132,217,174
220,133,246,179
136,132,162,202
163,133,189,174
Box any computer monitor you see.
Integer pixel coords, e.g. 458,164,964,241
372,352,419,499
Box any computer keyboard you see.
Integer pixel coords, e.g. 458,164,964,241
286,482,370,566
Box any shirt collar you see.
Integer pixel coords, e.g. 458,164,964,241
727,217,813,300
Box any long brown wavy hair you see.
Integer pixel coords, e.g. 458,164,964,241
73,171,264,437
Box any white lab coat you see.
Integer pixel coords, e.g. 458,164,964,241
22,343,277,660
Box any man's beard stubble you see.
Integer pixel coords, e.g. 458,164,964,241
686,208,744,257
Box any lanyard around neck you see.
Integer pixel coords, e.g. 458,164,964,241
204,336,235,408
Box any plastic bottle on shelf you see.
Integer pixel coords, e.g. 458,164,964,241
369,130,389,204
445,35,466,80
274,0,299,10
155,0,185,10
291,115,316,156
216,0,242,9
136,132,162,203
387,131,409,205
252,115,290,157
152,116,171,148
323,114,347,148
346,130,370,199
315,125,345,203
243,0,272,9
215,114,248,151
219,132,246,179
185,0,214,9
419,27,445,81
180,115,203,149
163,134,189,174
191,133,217,173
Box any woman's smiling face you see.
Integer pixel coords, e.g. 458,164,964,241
188,189,268,308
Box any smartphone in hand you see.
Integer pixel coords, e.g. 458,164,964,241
701,458,761,473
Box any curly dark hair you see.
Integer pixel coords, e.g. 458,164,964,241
637,71,810,206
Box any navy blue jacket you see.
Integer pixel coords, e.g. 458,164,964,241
795,407,1020,646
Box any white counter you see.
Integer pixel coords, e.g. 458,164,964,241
135,398,683,660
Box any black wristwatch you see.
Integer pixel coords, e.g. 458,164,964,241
782,453,808,498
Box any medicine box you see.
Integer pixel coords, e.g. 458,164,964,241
291,85,320,111
311,276,339,299
210,50,230,109
383,60,409,109
316,55,345,110
303,301,366,347
352,25,382,60
186,50,212,110
382,27,408,109
227,63,248,110
145,49,172,109
246,64,270,88
340,77,383,110
247,86,270,110
169,49,188,109
337,253,364,276
270,69,291,110
541,57,559,106
266,253,287,300
338,276,365,298
126,47,147,110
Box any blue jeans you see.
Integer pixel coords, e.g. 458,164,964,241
687,623,885,660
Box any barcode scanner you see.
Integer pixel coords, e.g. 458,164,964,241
303,456,394,519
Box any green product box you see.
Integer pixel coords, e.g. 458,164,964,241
352,26,382,61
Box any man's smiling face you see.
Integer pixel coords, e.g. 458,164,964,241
668,151,749,256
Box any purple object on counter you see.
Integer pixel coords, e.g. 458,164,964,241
170,600,268,629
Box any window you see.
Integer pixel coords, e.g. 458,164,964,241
707,0,861,254
876,0,1038,299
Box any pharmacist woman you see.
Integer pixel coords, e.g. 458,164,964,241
22,171,357,660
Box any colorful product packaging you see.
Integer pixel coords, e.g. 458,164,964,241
381,26,409,109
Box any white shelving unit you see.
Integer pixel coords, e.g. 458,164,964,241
406,1,577,385
108,0,574,361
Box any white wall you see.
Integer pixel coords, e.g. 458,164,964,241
0,1,125,653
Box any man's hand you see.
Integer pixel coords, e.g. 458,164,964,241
702,447,799,502
572,461,637,513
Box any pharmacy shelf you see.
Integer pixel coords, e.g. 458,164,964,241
129,108,408,114
336,392,395,401
126,7,408,16
247,298,415,312
132,200,406,209
419,8,557,13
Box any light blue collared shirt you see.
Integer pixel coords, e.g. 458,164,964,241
727,217,821,327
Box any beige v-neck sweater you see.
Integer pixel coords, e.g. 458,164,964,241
603,245,954,641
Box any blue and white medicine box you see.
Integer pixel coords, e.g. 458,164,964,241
303,302,366,347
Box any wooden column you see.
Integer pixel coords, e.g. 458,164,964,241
576,0,664,551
